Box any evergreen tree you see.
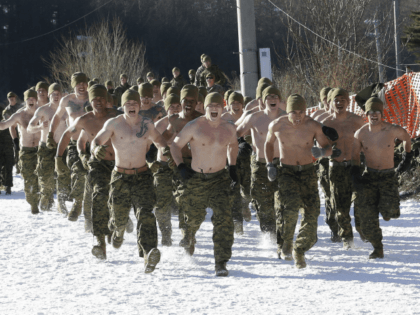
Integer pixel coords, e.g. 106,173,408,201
404,11,420,62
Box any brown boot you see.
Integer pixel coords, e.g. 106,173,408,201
68,200,82,221
112,230,125,249
31,205,40,215
91,235,106,260
144,248,161,274
369,247,384,259
293,249,307,269
281,241,293,261
215,261,229,277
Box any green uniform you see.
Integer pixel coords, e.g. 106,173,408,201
206,84,224,96
230,166,244,224
87,158,114,237
19,147,39,209
358,168,400,249
35,143,56,210
108,168,157,257
276,163,320,255
3,104,23,174
0,126,14,188
250,155,277,234
173,156,192,232
179,169,234,264
237,154,251,201
82,151,93,231
56,149,72,215
170,75,186,90
114,83,131,106
199,65,226,87
317,158,338,234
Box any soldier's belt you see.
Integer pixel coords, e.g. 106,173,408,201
366,167,395,173
279,162,313,172
257,157,280,164
329,160,351,168
195,168,226,179
114,165,148,175
21,146,38,152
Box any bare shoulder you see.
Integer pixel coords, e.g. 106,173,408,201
348,112,364,123
168,113,179,125
270,115,288,130
306,116,322,129
355,123,369,138
61,93,75,105
321,114,334,124
155,116,169,130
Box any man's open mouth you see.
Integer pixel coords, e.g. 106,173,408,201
185,106,192,111
270,103,276,108
129,109,135,114
211,111,218,118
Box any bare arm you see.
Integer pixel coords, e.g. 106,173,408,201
27,108,47,134
9,125,18,139
77,130,89,154
171,121,195,166
162,115,177,141
236,114,253,137
148,124,168,152
395,126,411,153
0,112,20,131
351,131,363,166
49,97,67,134
235,109,252,127
93,119,115,147
56,117,83,157
227,128,239,166
265,121,277,163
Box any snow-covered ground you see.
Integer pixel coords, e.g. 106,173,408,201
1,170,420,315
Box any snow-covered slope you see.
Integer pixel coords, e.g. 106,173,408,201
1,170,420,314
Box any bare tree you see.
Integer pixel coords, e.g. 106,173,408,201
44,17,148,89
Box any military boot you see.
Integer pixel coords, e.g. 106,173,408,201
343,238,355,250
91,235,106,260
5,186,11,195
369,244,384,259
331,231,342,243
179,231,195,256
68,200,82,221
277,244,282,260
125,217,134,233
31,204,40,215
215,261,229,277
144,248,161,274
242,203,252,222
39,195,52,211
161,230,172,247
280,241,293,261
234,221,244,235
293,249,306,269
112,230,125,249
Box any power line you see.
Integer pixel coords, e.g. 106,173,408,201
268,0,399,71
0,0,115,46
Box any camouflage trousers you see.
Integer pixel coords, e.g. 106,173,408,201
237,154,251,201
173,156,192,232
35,143,55,210
317,158,338,234
0,140,14,187
358,168,400,248
83,172,93,223
56,150,71,214
152,161,175,238
180,169,234,263
108,168,157,256
250,156,277,234
276,164,320,255
87,158,114,236
66,140,86,206
19,147,39,208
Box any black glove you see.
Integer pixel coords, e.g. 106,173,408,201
322,126,339,141
13,138,20,153
177,163,195,180
396,151,414,175
238,138,253,157
350,165,366,190
228,165,238,188
331,144,342,159
146,143,158,163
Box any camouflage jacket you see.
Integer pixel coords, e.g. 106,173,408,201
170,75,186,90
200,65,226,87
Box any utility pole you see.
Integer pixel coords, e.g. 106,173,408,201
365,19,385,83
393,0,403,78
236,0,259,98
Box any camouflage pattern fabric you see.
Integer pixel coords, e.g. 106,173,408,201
179,169,234,263
170,75,186,90
206,84,224,96
173,157,192,232
228,165,243,224
2,105,23,175
56,149,71,214
0,129,14,187
66,141,86,210
19,147,39,208
317,158,338,234
87,158,114,237
250,155,277,234
82,151,93,226
329,163,354,241
275,164,320,255
35,144,56,210
358,168,400,248
199,65,226,87
2,103,23,120
108,169,157,256
237,153,251,202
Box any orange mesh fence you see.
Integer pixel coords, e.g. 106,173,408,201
306,72,420,137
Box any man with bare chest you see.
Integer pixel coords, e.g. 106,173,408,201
352,97,411,259
163,85,202,241
265,94,339,268
322,88,365,249
0,90,41,213
28,83,66,211
48,72,90,221
93,89,168,272
56,85,121,259
236,86,286,239
171,92,238,276
311,87,332,121
35,82,50,107
138,83,166,123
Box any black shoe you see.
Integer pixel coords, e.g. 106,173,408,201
369,248,384,259
31,205,39,215
215,262,229,277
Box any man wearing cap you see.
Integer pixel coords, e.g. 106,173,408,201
195,93,205,114
170,67,186,90
171,92,238,276
205,73,224,96
265,94,339,268
244,77,272,112
351,97,411,259
56,85,122,259
160,82,171,100
322,88,365,250
188,69,196,85
139,83,166,122
146,72,154,82
311,87,331,120
151,94,182,246
28,83,68,212
35,82,50,107
114,74,131,106
316,88,336,122
198,55,226,88
222,92,252,229
150,79,163,104
236,86,286,239
93,89,168,273
48,72,90,221
0,90,41,213
163,85,203,244
105,81,114,94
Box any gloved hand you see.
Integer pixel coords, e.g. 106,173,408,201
228,165,238,188
146,143,158,163
311,147,326,159
46,132,57,149
331,144,342,159
149,161,160,174
322,126,339,141
80,153,90,171
238,138,253,157
162,146,175,169
396,151,414,175
55,156,69,176
266,162,277,182
177,163,195,180
350,165,366,190
93,145,108,161
13,138,20,153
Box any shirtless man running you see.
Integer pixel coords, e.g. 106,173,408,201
93,89,168,273
48,72,90,221
351,97,411,259
0,90,41,213
28,83,68,212
311,87,332,121
171,92,238,276
322,88,365,249
265,94,339,268
35,82,50,107
138,83,166,122
236,85,286,239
